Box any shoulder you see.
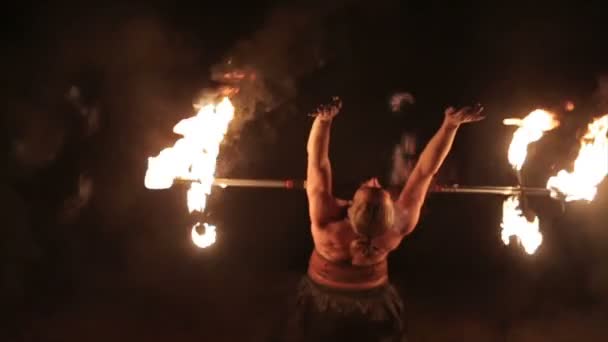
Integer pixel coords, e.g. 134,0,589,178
312,219,356,261
313,218,352,238
312,219,355,248
307,192,349,226
392,200,420,236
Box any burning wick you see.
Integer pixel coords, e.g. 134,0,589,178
191,222,217,249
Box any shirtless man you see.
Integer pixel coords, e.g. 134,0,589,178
288,98,484,341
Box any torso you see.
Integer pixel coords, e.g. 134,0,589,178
308,205,406,290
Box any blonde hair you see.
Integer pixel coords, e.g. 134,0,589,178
348,187,395,239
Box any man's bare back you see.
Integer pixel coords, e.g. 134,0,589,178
311,215,403,266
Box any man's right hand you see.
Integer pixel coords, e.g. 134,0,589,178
444,104,485,127
311,97,342,121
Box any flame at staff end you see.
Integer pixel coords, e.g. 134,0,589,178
546,115,608,202
501,196,543,255
500,109,558,254
504,109,560,171
144,97,235,248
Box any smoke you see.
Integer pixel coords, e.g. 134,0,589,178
389,132,418,189
11,107,68,168
66,86,100,137
592,74,608,113
389,91,415,112
206,1,347,142
58,173,94,224
9,84,100,223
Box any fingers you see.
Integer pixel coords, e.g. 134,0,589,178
313,97,342,117
468,105,485,121
309,97,344,119
330,96,342,113
308,106,328,118
443,103,485,124
459,106,472,115
467,104,484,115
309,106,338,119
372,178,381,187
463,108,485,122
467,114,485,122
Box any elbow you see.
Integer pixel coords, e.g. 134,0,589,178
307,155,330,170
306,141,313,155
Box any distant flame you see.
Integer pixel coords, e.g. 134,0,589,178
145,97,235,248
565,101,575,112
546,115,608,201
501,196,543,255
504,109,560,171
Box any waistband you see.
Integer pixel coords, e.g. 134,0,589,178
307,249,388,290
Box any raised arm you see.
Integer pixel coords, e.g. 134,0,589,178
306,98,342,226
394,105,484,235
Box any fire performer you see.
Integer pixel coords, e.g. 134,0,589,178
285,98,484,341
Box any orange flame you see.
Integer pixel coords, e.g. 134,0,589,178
546,115,608,201
501,109,559,254
144,97,235,248
501,196,543,255
504,109,560,171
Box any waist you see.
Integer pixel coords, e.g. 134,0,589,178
307,250,388,290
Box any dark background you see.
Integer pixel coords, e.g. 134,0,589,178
2,0,608,340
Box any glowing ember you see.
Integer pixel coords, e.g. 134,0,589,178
565,101,575,112
504,109,560,171
501,196,543,255
191,223,217,249
144,97,235,248
546,115,608,201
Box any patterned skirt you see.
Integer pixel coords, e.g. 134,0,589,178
277,275,408,342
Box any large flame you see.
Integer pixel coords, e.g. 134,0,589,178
546,115,608,202
503,109,560,171
501,109,559,254
144,97,235,248
500,196,543,255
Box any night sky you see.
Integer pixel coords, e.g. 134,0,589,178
2,0,608,340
